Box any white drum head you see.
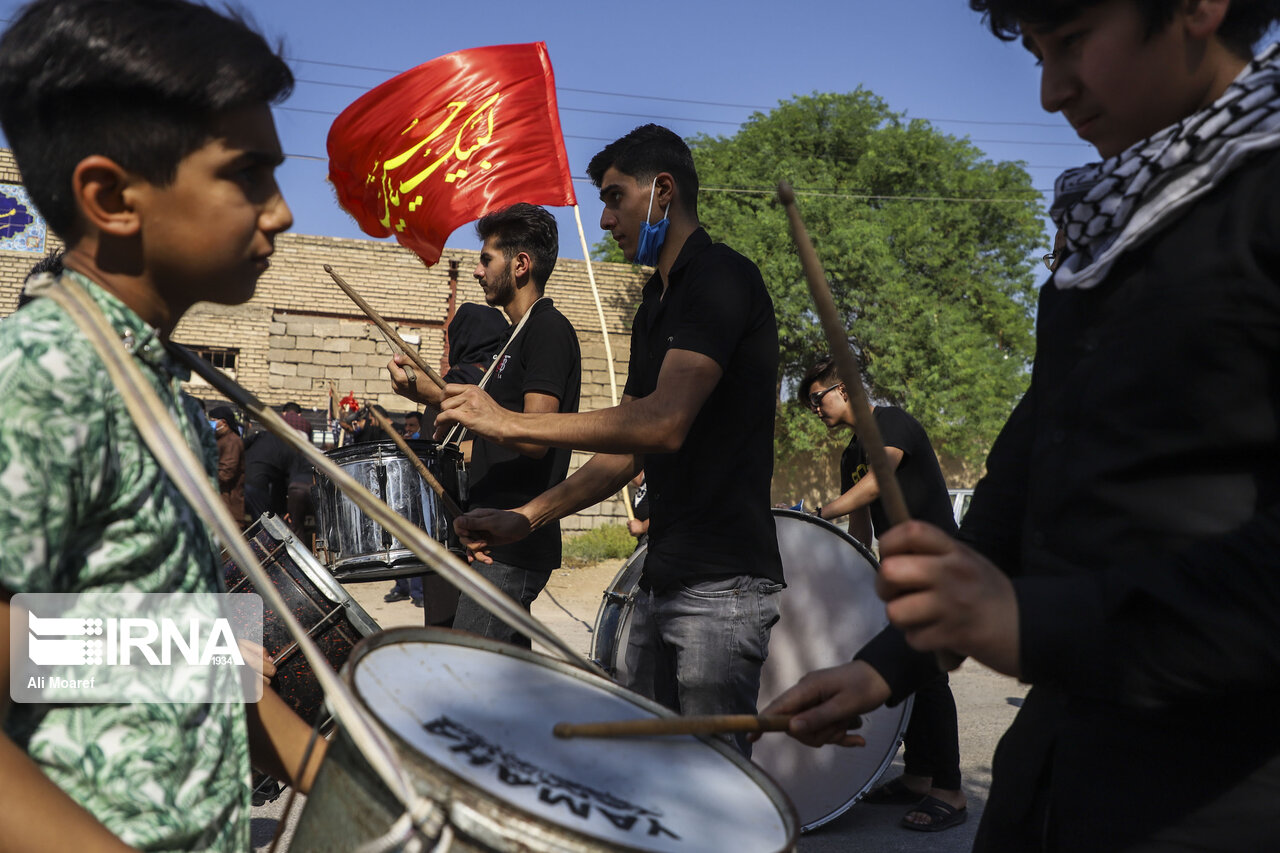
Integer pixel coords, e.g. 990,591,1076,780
352,632,794,853
752,510,912,831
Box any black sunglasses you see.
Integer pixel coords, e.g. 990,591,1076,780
808,381,843,410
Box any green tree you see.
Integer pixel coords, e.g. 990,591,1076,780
595,91,1043,476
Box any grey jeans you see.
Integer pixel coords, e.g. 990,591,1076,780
623,575,783,755
451,558,550,649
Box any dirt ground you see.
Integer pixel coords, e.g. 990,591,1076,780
343,558,627,654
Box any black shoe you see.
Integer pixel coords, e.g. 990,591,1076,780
384,590,411,603
251,774,283,807
412,598,424,608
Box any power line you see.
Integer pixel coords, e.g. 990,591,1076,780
286,57,1069,131
281,153,1051,202
276,101,1086,151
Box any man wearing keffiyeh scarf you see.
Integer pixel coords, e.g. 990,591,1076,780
761,2,1280,851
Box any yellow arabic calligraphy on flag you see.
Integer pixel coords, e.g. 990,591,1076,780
328,42,575,266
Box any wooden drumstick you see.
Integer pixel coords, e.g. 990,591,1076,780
367,407,464,519
324,264,446,390
553,714,799,739
777,180,964,673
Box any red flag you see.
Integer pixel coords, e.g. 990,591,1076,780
327,42,575,266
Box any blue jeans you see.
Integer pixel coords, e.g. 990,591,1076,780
391,575,424,601
623,575,783,756
451,558,549,649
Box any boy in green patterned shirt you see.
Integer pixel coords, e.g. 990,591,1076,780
0,1,324,849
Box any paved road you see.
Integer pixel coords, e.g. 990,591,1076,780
252,566,1029,852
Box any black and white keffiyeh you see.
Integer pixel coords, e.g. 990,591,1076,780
1051,42,1280,290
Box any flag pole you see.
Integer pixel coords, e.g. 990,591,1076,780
573,204,634,523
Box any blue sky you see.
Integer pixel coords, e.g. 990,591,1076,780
0,1,1122,267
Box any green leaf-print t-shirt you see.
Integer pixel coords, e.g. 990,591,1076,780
0,273,250,852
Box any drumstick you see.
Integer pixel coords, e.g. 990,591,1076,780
553,714,798,739
777,180,964,673
324,263,445,390
367,406,465,518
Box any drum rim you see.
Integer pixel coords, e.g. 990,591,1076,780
587,543,648,668
342,626,800,853
249,513,381,637
321,438,458,463
769,507,880,569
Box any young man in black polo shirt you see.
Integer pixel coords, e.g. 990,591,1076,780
388,203,580,647
438,124,784,755
802,356,966,833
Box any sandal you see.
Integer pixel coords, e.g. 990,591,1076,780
902,795,968,832
862,777,927,805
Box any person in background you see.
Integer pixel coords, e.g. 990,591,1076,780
244,402,312,536
403,410,422,439
388,203,581,646
209,405,246,529
801,355,967,832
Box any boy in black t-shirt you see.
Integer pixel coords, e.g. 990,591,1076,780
802,356,967,833
388,203,580,647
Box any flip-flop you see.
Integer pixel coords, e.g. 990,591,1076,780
902,795,968,832
862,777,926,805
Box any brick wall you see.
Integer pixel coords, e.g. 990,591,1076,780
0,148,647,530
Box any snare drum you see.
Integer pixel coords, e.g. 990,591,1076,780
291,628,798,853
590,508,912,832
223,513,380,727
312,439,463,582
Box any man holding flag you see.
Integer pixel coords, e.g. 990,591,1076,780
439,125,784,756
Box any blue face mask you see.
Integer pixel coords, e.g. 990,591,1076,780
633,176,670,267
208,419,219,431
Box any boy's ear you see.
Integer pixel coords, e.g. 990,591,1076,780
70,155,141,238
1183,0,1229,40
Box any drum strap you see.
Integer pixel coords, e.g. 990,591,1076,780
441,295,546,449
41,277,447,850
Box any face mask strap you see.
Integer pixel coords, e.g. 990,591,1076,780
646,176,670,224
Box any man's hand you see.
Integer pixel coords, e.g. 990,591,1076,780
434,385,514,443
453,508,532,564
386,354,442,407
751,660,891,747
877,520,1021,677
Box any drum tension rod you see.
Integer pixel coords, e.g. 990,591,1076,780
270,606,346,668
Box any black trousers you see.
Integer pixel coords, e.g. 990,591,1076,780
901,672,963,791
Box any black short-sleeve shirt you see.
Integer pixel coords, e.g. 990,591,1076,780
468,299,581,571
840,406,957,537
623,229,783,590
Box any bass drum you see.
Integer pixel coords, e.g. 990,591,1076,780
590,508,912,832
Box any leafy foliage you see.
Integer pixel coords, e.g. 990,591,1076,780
695,91,1042,472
